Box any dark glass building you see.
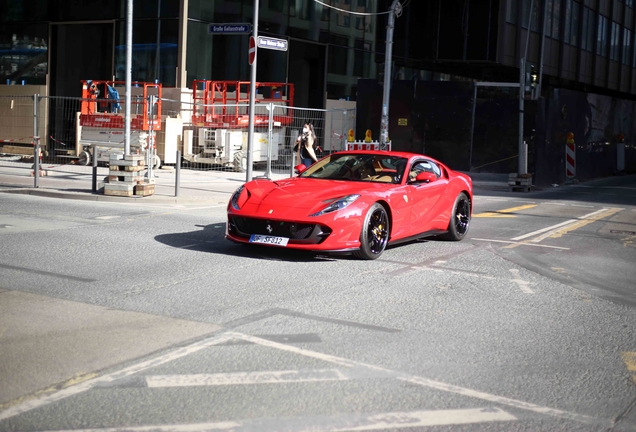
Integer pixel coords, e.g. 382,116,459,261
0,0,379,108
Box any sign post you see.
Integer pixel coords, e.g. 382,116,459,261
247,2,259,182
249,36,256,65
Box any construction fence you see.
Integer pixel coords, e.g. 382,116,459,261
0,92,356,179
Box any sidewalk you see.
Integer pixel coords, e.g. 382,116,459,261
0,164,511,206
0,164,293,205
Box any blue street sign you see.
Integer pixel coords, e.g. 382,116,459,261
257,36,288,51
208,23,252,34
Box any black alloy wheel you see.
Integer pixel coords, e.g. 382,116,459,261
441,192,471,241
354,203,390,260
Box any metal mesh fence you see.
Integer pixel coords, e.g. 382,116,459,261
0,93,355,179
156,98,353,175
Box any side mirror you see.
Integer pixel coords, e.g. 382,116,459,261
415,172,437,183
294,164,308,174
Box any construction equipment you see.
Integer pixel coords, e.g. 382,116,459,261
72,80,162,167
186,80,294,172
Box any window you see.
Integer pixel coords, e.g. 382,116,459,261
571,1,579,46
321,5,330,21
328,34,348,75
610,22,621,60
565,0,573,43
551,0,561,37
409,160,442,182
623,28,632,64
506,0,518,24
597,15,608,56
581,7,595,51
564,0,580,45
269,0,284,13
356,16,365,30
522,0,540,31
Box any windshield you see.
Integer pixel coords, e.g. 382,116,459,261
299,153,408,184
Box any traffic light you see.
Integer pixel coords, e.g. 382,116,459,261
525,63,538,98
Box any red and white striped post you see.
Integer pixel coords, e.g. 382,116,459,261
565,132,576,179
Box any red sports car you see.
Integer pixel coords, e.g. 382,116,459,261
226,151,472,259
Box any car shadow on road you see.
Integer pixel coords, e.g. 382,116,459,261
154,223,338,262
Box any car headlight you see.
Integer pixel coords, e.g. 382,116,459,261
309,194,360,217
230,185,247,210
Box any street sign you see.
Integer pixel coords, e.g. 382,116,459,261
257,36,288,51
249,36,256,65
208,23,252,34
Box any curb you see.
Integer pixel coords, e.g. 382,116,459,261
0,186,232,205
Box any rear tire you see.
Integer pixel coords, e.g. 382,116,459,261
439,192,471,241
353,203,390,260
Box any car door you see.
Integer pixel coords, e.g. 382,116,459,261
405,159,449,235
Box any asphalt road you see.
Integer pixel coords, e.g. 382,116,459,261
0,176,635,431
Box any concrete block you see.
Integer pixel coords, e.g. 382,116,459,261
134,183,155,196
109,159,145,167
104,183,134,192
124,154,145,162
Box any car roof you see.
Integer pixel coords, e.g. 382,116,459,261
329,150,443,164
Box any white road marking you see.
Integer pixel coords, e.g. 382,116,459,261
38,408,516,432
511,208,611,241
1,332,608,428
571,204,594,208
234,333,607,426
470,238,570,250
95,215,121,220
0,332,237,421
331,407,516,431
509,269,535,294
146,369,349,387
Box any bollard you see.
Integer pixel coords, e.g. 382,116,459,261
175,150,181,197
92,144,98,193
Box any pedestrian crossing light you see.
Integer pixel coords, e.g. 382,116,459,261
525,63,538,98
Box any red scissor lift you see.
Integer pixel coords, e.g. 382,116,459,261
187,80,294,171
74,80,162,166
192,80,294,127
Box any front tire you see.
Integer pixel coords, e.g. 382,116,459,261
440,192,471,241
354,203,390,260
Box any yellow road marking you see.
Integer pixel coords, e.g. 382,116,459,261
548,208,623,239
0,372,98,411
621,352,636,383
473,204,537,218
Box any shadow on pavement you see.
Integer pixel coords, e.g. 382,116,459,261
153,223,333,262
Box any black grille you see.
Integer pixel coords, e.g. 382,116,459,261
229,216,332,243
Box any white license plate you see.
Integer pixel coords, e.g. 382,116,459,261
249,234,289,246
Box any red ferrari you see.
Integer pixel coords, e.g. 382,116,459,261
226,151,472,259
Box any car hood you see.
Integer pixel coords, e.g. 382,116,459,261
238,178,386,218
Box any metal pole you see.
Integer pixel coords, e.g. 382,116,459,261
537,0,549,98
33,94,39,188
469,84,477,171
247,0,259,182
147,95,156,180
380,0,399,150
125,0,133,155
154,0,161,82
266,102,273,178
518,0,534,175
92,143,98,193
175,150,181,197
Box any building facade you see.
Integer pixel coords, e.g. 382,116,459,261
0,0,379,108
